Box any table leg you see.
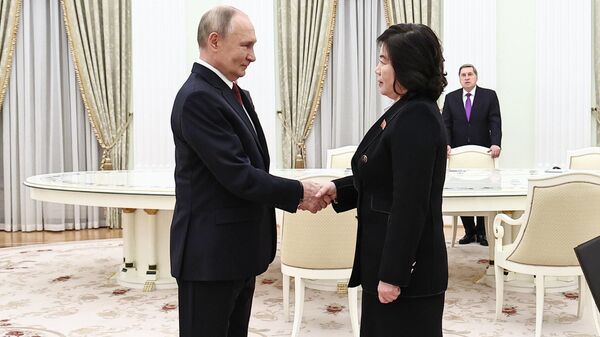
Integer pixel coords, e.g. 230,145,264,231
121,208,137,274
142,209,159,292
116,209,176,290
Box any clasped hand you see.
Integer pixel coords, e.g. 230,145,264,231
298,181,337,213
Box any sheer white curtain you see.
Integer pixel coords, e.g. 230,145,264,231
306,0,391,167
1,0,100,232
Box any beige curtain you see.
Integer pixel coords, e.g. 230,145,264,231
383,0,441,34
594,0,599,146
61,0,131,227
276,0,337,168
0,0,22,110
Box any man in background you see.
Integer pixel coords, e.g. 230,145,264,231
442,64,502,246
170,6,323,336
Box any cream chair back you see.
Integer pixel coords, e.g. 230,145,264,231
281,175,357,269
568,147,600,170
326,146,358,169
506,173,600,266
448,145,497,169
446,145,497,247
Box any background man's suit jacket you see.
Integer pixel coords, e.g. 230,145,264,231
442,86,502,148
332,97,449,298
170,63,302,281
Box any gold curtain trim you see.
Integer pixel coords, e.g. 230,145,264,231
0,0,23,110
296,0,338,158
276,0,339,165
59,0,131,156
383,0,393,27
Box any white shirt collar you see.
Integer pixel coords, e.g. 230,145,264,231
198,59,234,89
462,86,477,98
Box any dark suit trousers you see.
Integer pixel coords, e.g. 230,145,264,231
177,277,255,337
461,216,485,236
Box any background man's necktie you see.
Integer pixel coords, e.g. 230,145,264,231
232,82,244,106
465,92,472,121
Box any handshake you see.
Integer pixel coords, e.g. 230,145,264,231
298,180,337,213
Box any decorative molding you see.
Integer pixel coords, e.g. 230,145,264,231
144,209,159,215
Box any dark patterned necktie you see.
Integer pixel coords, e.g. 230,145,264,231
232,82,243,106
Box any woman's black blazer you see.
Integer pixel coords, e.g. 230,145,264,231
333,96,448,298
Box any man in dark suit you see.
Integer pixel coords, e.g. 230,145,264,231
442,64,502,246
170,6,323,337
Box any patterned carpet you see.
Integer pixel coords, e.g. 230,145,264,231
0,239,597,337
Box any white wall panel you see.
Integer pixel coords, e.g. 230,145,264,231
442,0,496,94
534,0,592,168
132,0,277,170
131,0,187,170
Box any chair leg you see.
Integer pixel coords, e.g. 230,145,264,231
451,216,458,247
577,275,584,318
348,286,359,337
283,274,290,322
593,302,600,336
583,278,600,336
535,275,545,337
291,277,305,337
495,264,504,320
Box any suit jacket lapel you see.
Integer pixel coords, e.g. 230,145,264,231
194,63,267,166
470,87,482,119
454,91,468,122
356,100,408,156
221,90,263,145
239,90,270,168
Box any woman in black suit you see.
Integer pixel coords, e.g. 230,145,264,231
317,24,448,336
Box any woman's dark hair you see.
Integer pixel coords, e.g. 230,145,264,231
377,23,447,100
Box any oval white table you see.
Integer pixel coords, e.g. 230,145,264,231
23,169,345,290
21,168,548,292
25,170,176,290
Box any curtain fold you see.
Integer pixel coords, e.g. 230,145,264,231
276,0,337,168
0,0,22,110
306,0,389,168
594,0,599,146
383,0,441,34
2,0,100,232
60,0,131,171
61,0,131,227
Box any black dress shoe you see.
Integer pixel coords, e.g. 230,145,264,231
458,234,476,244
478,234,489,246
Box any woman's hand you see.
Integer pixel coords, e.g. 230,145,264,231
315,181,337,205
377,281,401,304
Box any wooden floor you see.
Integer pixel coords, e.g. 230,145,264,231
0,228,122,248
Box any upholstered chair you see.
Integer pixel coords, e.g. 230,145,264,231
326,145,358,169
493,172,600,337
281,174,359,337
568,147,600,169
447,145,498,247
